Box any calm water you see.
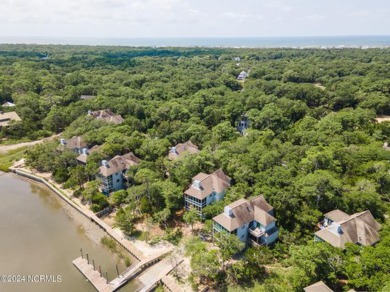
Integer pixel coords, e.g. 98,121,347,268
0,35,389,48
0,172,138,292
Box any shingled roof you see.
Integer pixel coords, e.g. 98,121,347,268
89,109,124,125
315,210,381,249
99,152,141,177
184,169,231,200
0,111,21,127
304,281,333,292
213,195,275,232
168,140,200,160
324,209,350,222
76,145,101,164
64,136,87,150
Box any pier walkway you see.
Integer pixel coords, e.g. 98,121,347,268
137,257,183,292
73,249,173,291
109,250,172,291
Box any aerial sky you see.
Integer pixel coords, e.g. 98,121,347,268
0,0,389,38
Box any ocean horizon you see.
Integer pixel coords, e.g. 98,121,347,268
0,35,389,48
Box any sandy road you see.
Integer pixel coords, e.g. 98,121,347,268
0,134,60,154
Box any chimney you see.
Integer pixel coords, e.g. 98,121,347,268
88,110,92,115
170,146,176,153
192,180,201,190
102,160,108,168
224,206,233,217
82,148,88,155
60,138,66,145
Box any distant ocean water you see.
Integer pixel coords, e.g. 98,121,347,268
0,35,389,48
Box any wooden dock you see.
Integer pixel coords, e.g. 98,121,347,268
109,250,172,291
73,249,173,292
73,257,112,292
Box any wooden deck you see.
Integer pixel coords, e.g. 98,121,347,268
73,249,173,292
73,257,112,292
109,250,172,291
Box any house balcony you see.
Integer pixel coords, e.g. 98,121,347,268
249,227,265,238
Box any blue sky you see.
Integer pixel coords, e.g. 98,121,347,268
0,0,389,38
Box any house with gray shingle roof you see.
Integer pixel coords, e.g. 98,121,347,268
0,111,21,127
213,195,278,246
76,145,101,165
184,169,231,216
98,152,141,195
88,109,124,125
315,209,381,249
168,140,200,160
304,281,333,292
59,136,87,154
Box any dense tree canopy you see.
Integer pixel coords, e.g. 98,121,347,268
2,44,389,291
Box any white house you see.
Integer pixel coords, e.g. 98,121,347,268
2,102,16,107
213,195,279,247
237,71,248,80
184,169,231,216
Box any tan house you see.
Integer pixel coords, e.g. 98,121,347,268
88,109,124,125
315,209,381,248
60,136,87,154
184,169,231,216
304,281,333,292
98,152,141,195
213,195,278,246
0,111,21,127
168,140,200,160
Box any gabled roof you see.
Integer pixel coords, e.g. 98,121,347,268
304,281,333,292
254,206,276,226
99,152,141,177
213,195,275,232
324,209,350,222
184,169,231,200
65,136,87,150
0,111,21,127
89,109,124,125
315,210,381,248
168,140,200,160
250,195,274,213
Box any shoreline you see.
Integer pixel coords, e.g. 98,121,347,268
1,36,390,48
9,166,146,262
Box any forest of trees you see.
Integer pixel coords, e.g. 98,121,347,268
1,44,389,291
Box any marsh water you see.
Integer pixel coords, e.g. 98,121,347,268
0,172,139,292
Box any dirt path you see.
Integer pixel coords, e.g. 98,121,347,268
375,116,390,123
0,134,59,153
